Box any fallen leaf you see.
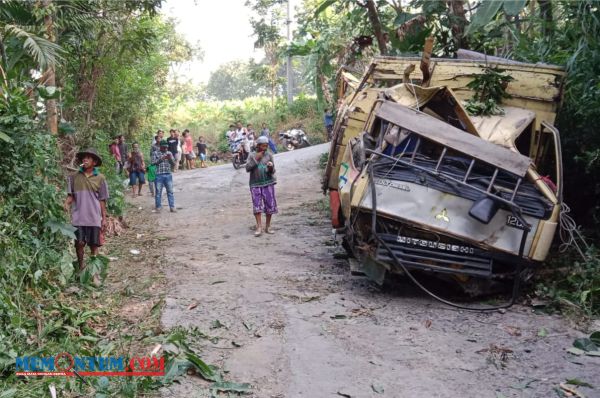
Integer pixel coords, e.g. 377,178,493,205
129,249,140,255
150,344,162,356
574,338,598,352
337,392,352,398
210,320,226,329
424,319,432,329
566,378,594,389
567,347,585,356
350,308,372,317
211,381,251,393
330,314,347,320
538,327,548,337
511,379,538,390
209,280,226,285
187,302,198,310
560,382,586,398
372,383,385,394
503,325,522,336
231,341,242,347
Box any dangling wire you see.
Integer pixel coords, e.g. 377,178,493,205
559,202,590,260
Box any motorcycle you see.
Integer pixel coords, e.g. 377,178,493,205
230,138,248,169
279,128,310,151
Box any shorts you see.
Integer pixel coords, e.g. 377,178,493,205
74,226,102,246
129,171,145,185
250,184,278,214
199,153,206,161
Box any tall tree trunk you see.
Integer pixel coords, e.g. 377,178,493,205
319,73,333,105
42,0,58,134
362,0,387,55
447,0,468,51
538,0,553,38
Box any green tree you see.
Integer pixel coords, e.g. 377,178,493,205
205,60,268,101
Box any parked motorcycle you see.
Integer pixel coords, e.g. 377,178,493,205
230,138,248,169
279,129,310,151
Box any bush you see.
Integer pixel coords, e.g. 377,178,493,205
0,112,75,373
537,248,600,317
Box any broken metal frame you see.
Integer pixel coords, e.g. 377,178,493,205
351,102,539,309
366,163,529,311
364,147,531,231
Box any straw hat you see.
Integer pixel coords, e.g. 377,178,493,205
76,148,103,166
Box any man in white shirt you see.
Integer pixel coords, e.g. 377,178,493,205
226,124,237,142
174,130,183,172
235,122,250,156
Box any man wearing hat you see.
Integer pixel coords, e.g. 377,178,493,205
151,139,176,212
64,148,109,282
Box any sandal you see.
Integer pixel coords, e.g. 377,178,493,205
254,229,262,237
265,227,275,234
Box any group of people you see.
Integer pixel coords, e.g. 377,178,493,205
226,121,278,158
147,128,216,212
107,129,220,202
64,121,280,284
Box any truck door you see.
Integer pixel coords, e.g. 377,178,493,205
532,122,563,202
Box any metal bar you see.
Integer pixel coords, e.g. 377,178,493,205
384,243,491,268
435,147,447,171
366,148,530,229
375,253,491,277
510,178,522,202
380,247,492,271
463,159,475,182
409,138,421,164
486,168,499,193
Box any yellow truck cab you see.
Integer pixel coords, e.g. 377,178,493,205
324,56,565,294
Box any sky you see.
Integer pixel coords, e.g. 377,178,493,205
162,0,300,84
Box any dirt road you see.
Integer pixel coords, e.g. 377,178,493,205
153,144,598,397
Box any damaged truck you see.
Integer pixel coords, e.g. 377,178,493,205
324,55,566,305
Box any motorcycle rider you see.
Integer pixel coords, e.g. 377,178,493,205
247,123,256,152
226,124,236,143
235,122,249,161
324,108,334,141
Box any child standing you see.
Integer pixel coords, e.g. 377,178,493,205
245,136,277,236
127,143,146,197
196,136,207,168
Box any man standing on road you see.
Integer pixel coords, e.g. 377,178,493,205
117,135,128,174
109,137,121,173
260,122,277,153
127,143,146,197
196,136,207,168
324,109,334,141
152,140,176,213
64,148,109,285
167,129,178,161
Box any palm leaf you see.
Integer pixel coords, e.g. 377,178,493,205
0,0,36,26
4,24,64,69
